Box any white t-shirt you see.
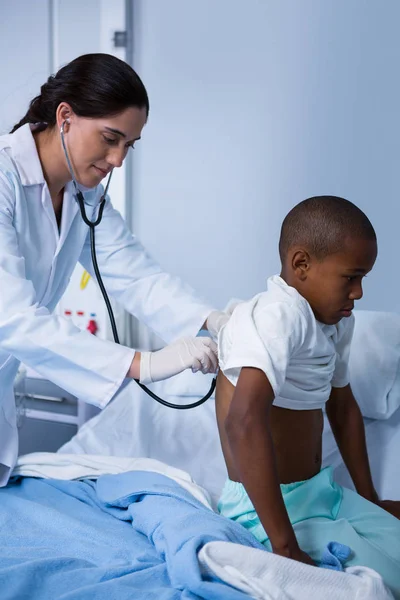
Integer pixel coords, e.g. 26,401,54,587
218,275,354,410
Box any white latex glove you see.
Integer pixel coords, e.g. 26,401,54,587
206,300,244,341
139,336,218,385
206,310,230,341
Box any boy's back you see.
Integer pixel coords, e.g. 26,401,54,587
216,370,324,484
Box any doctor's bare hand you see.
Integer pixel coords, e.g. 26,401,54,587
137,337,218,384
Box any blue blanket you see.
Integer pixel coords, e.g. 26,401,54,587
0,471,265,599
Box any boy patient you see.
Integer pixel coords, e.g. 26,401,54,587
216,196,400,596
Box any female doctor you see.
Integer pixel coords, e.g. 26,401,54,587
0,53,227,486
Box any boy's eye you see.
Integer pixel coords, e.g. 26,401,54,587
345,275,367,282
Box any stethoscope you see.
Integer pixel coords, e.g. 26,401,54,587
60,120,216,409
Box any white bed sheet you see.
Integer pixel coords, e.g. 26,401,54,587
59,374,228,507
59,371,400,505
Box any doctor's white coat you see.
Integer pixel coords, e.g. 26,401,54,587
0,124,212,485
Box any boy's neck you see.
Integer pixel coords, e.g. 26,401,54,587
279,268,297,291
279,268,311,307
279,269,326,326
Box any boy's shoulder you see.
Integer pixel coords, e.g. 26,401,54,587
228,276,313,347
252,275,313,325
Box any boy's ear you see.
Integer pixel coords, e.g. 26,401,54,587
291,248,311,281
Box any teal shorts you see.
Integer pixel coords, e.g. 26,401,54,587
218,467,400,598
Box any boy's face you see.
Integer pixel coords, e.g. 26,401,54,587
292,237,377,325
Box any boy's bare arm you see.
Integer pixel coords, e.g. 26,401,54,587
224,366,313,564
326,385,377,501
326,385,400,518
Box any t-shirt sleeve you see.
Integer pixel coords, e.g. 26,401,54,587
331,313,355,388
219,299,307,397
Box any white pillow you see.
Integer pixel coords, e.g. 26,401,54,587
349,310,400,419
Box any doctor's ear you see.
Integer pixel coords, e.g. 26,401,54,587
291,248,311,281
56,102,74,130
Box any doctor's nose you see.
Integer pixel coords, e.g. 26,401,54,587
107,147,126,169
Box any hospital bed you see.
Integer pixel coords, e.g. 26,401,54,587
1,310,399,599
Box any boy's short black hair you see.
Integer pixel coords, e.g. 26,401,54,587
279,196,376,262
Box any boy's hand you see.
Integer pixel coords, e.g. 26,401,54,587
274,543,315,566
378,500,400,519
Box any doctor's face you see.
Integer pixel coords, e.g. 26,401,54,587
61,106,147,188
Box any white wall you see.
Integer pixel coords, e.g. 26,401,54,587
52,0,100,67
0,0,50,134
130,0,400,313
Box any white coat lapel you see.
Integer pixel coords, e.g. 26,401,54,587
55,182,81,256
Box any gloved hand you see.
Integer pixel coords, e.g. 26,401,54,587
206,300,243,341
206,310,230,341
139,336,218,385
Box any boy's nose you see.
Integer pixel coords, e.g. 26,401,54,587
349,282,363,300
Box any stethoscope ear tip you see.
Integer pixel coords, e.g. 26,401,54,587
60,119,70,134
